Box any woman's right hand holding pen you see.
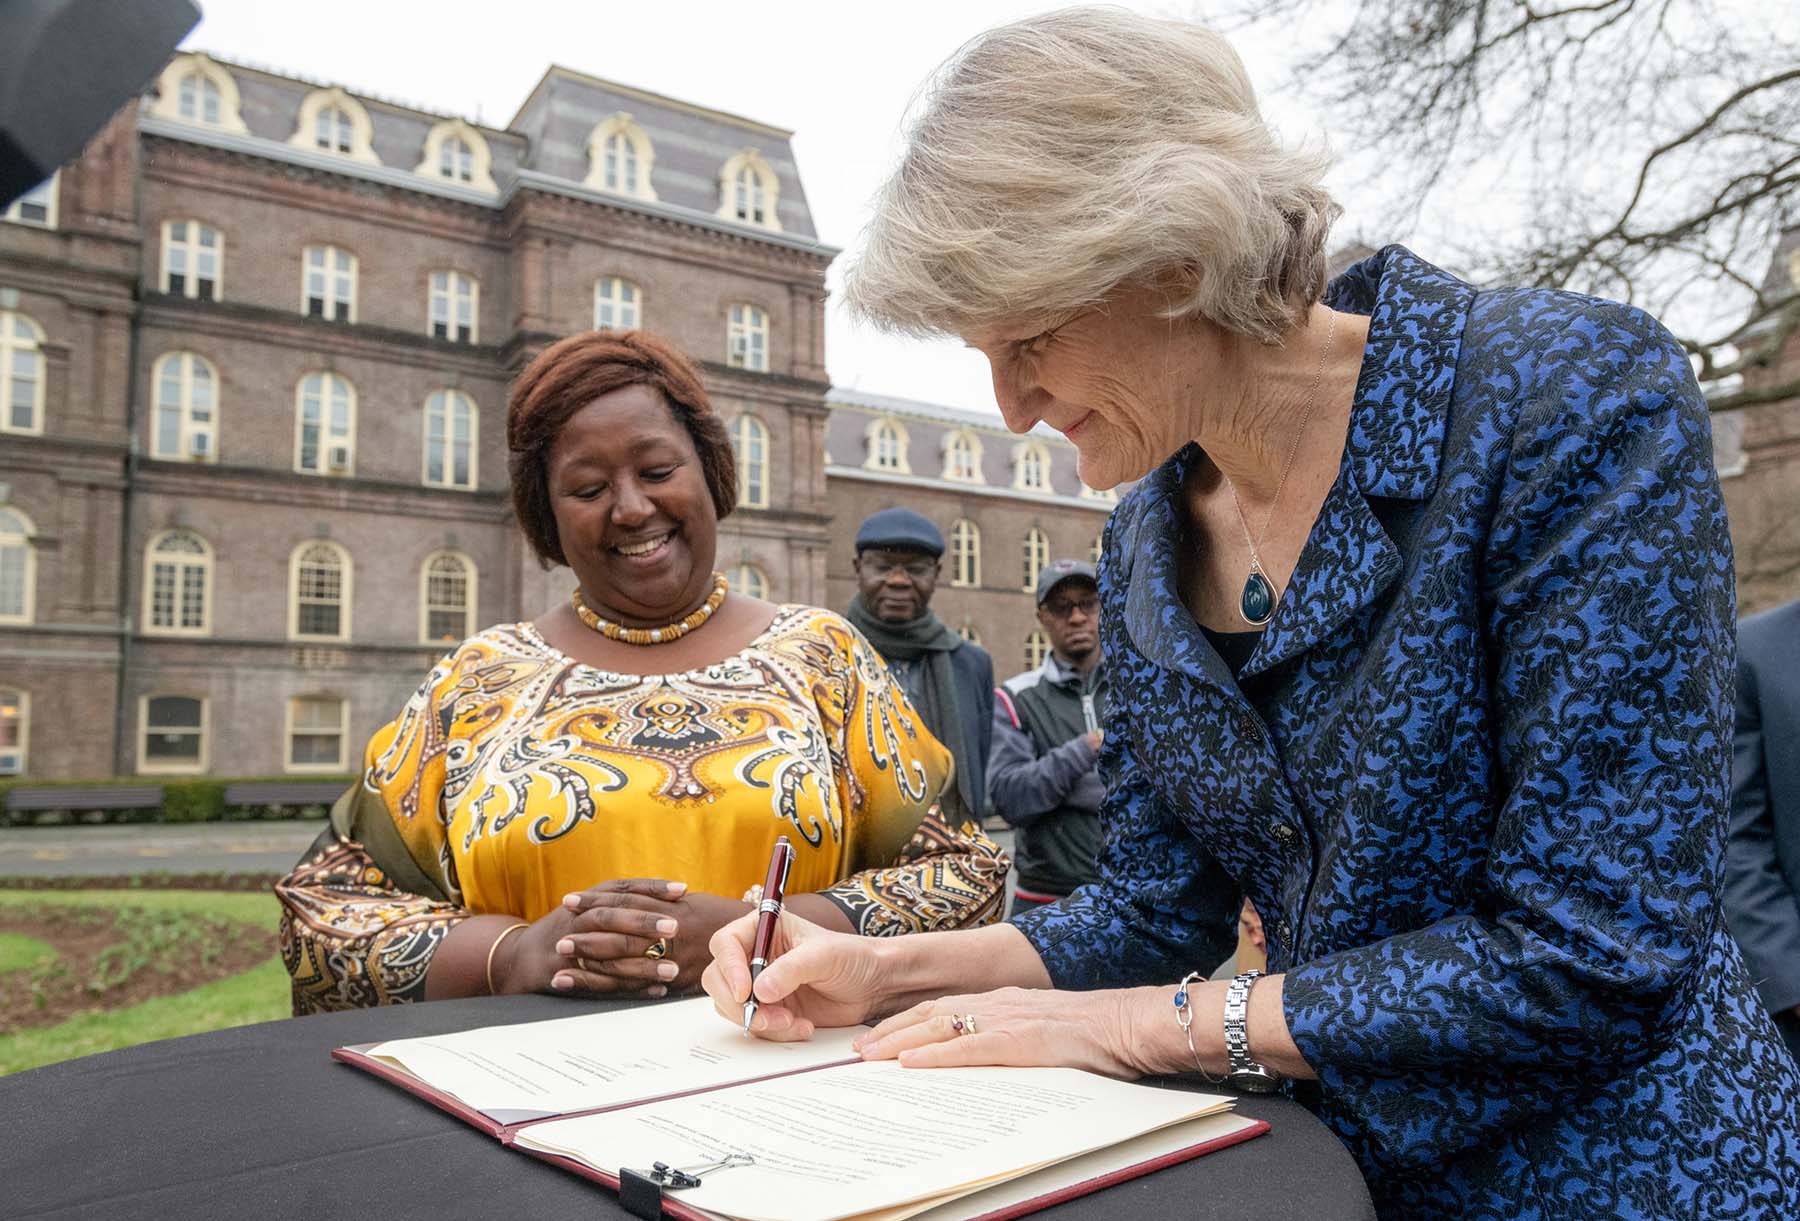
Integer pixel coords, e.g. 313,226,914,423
702,909,891,1039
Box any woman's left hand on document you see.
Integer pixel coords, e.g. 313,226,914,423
555,879,751,996
853,987,1153,1079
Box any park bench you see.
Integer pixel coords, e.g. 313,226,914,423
4,784,164,812
223,780,343,811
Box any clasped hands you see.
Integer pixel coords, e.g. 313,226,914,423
490,878,752,998
699,907,1154,1078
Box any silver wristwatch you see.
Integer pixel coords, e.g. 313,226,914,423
1223,970,1283,1093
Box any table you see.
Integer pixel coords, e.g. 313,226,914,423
0,995,1375,1220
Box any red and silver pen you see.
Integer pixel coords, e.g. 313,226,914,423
742,835,794,1032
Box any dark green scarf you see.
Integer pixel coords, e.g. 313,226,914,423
844,595,980,820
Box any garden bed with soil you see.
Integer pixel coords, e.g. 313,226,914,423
0,905,275,1032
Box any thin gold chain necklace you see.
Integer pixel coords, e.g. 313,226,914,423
1223,308,1337,628
571,572,729,645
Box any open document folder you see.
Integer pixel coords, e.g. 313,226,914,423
334,997,1266,1221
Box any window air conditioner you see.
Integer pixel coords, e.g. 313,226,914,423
189,432,211,459
327,444,351,472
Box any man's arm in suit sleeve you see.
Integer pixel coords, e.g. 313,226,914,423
1722,641,1800,1014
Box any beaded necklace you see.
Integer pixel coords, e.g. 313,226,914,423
571,572,729,645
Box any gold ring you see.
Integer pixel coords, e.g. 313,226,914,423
577,957,596,973
963,1013,978,1035
644,937,670,960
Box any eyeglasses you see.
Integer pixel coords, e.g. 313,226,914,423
1041,595,1100,620
861,555,937,579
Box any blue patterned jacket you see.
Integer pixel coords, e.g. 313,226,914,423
1014,247,1800,1218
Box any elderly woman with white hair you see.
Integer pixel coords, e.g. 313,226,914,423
704,8,1800,1217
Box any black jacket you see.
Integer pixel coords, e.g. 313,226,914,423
989,654,1107,895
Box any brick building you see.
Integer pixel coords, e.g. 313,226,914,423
0,53,1113,781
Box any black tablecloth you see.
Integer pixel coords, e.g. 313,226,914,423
0,995,1374,1220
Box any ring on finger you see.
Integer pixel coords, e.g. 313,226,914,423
949,1015,967,1037
644,936,670,960
577,957,596,973
963,1013,978,1036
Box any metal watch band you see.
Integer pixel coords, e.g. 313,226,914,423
1224,969,1282,1093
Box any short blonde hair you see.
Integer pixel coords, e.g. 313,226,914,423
844,6,1338,343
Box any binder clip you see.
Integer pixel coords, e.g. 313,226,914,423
619,1153,754,1218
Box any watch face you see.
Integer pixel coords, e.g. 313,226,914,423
1228,1068,1283,1094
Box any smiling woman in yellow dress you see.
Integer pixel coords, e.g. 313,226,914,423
275,330,1006,1012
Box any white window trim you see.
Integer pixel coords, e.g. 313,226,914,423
149,351,219,462
585,113,657,201
942,428,985,483
2,171,59,229
159,219,225,300
414,118,496,192
0,688,28,776
147,54,249,134
293,372,358,476
734,414,770,509
421,389,480,490
428,270,480,344
593,276,642,331
141,529,214,637
957,623,981,646
418,549,476,645
1013,441,1053,492
0,311,48,437
300,245,359,323
1025,628,1050,672
0,507,38,625
949,518,981,589
284,695,351,774
288,87,381,165
137,694,209,776
1023,526,1048,592
864,417,911,474
716,149,782,232
1080,482,1117,503
288,540,354,642
726,303,768,372
730,562,769,601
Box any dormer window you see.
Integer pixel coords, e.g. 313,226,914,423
149,54,248,134
586,114,656,201
716,150,781,232
315,106,353,154
416,119,496,192
290,88,379,165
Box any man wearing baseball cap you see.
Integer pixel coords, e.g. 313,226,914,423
990,558,1109,912
845,507,996,826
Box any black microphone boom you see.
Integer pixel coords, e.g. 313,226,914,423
0,0,200,204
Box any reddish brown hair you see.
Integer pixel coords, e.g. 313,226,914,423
507,330,737,567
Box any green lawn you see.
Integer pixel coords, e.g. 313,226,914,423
0,888,289,1077
0,930,56,974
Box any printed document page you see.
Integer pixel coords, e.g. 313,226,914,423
514,1059,1234,1221
362,997,863,1120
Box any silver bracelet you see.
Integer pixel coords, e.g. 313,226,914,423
1223,969,1282,1093
1173,972,1224,1083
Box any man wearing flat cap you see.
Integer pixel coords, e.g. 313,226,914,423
990,558,1108,912
846,507,995,826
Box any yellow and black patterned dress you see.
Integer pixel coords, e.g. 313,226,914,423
277,606,1008,1013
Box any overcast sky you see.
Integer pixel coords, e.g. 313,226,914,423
178,0,1356,414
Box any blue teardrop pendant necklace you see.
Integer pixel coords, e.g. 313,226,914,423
1224,309,1337,628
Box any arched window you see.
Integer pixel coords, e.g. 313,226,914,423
0,688,26,775
0,507,36,624
294,373,356,475
594,277,642,331
956,623,981,646
1014,442,1051,492
1,311,46,435
290,88,378,164
866,418,909,473
727,304,768,371
733,415,769,509
150,54,247,134
717,150,781,231
143,530,212,636
429,271,479,343
1022,526,1048,592
161,221,222,300
420,551,475,643
423,390,478,490
150,352,218,461
943,429,983,483
290,541,352,641
302,245,357,321
416,119,496,192
139,695,207,774
287,696,349,771
949,519,980,589
1025,628,1050,671
730,563,769,601
586,114,656,200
